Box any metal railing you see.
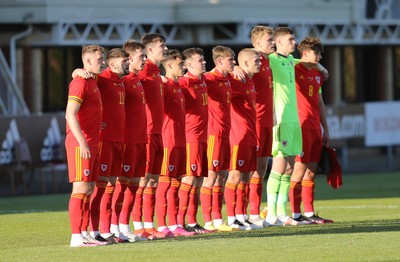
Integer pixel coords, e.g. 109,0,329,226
0,48,30,116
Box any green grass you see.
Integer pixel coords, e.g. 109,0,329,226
0,172,399,262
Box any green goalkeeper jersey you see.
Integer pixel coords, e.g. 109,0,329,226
268,53,300,124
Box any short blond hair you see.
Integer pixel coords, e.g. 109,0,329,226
238,48,259,65
81,45,104,59
274,27,295,38
211,45,235,63
251,25,274,46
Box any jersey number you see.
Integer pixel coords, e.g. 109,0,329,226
308,85,314,97
119,91,125,105
201,93,208,106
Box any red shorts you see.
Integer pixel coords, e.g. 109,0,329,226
256,126,272,158
161,147,186,178
94,141,124,179
121,143,146,178
66,145,99,183
207,135,230,172
295,128,322,163
146,134,164,174
186,142,208,177
229,145,257,172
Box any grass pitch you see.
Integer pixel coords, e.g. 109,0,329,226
0,172,399,262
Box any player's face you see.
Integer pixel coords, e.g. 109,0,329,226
130,48,146,72
247,54,261,74
280,33,296,54
311,50,322,64
112,57,130,76
170,58,185,78
90,51,105,74
186,54,206,76
257,33,275,55
149,40,168,63
220,56,236,73
302,50,322,65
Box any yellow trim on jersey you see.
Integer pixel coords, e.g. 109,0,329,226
186,143,191,176
231,145,239,171
75,146,82,181
161,147,169,176
207,135,215,169
68,96,83,104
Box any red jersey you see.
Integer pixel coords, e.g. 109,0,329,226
178,72,208,143
65,77,102,147
123,72,147,144
204,69,232,138
295,63,325,129
138,59,164,135
230,75,257,146
162,77,186,148
253,54,273,128
97,68,125,142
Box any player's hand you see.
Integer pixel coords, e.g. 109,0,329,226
73,69,95,79
79,143,91,159
232,66,246,82
323,131,330,146
160,75,168,83
321,69,329,81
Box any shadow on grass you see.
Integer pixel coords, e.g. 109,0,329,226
167,219,400,242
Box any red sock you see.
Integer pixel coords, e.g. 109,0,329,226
167,178,180,226
224,183,237,217
69,193,85,234
236,182,247,216
302,179,315,214
200,186,212,223
177,182,192,225
119,182,138,225
289,181,302,214
212,185,223,220
249,177,263,216
155,176,171,228
100,184,115,234
132,186,144,222
187,186,199,225
89,181,107,232
143,186,157,224
80,195,91,232
111,180,128,225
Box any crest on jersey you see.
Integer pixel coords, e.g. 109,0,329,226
316,76,321,84
213,160,219,167
124,165,131,173
282,141,287,147
101,164,108,171
83,170,90,176
238,160,244,167
168,165,175,171
191,164,197,171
